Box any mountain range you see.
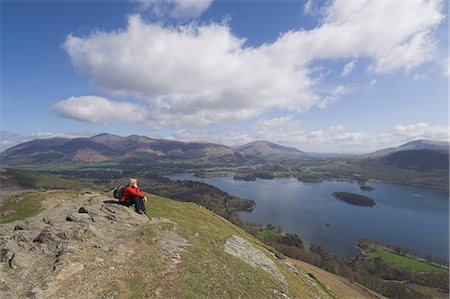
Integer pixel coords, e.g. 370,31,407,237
0,133,448,167
0,133,303,166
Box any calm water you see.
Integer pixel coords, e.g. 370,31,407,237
166,173,449,259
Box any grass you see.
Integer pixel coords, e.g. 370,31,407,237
369,248,448,273
1,168,100,190
146,195,331,298
0,192,45,224
256,228,281,241
0,190,79,224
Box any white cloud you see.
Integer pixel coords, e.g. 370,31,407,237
304,0,313,15
392,123,448,141
317,85,350,108
63,1,444,127
135,0,212,19
271,0,443,73
341,59,357,76
64,16,319,126
53,96,146,125
369,79,378,87
167,128,210,142
244,117,448,153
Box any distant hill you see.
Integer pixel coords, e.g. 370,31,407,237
359,140,449,172
235,140,306,160
374,149,449,172
367,140,449,158
0,133,261,166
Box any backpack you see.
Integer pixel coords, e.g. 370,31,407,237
113,185,125,199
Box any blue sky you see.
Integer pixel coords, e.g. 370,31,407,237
1,0,448,153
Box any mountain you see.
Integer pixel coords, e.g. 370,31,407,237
359,140,449,172
367,140,449,158
0,190,377,298
236,140,307,160
372,149,449,172
0,133,259,166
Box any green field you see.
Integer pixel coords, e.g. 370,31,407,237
369,248,448,273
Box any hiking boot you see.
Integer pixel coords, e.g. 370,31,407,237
136,210,144,215
142,210,148,215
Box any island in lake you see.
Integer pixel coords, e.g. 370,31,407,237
360,185,375,191
332,191,376,207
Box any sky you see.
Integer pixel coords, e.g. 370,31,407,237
1,0,448,153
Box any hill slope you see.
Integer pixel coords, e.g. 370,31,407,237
0,133,258,166
374,149,449,171
367,140,449,158
0,191,379,298
236,140,306,159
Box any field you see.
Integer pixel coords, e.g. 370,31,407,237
369,248,448,273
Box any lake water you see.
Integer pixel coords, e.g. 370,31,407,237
166,173,449,259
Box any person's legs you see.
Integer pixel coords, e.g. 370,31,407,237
134,197,145,213
122,197,135,207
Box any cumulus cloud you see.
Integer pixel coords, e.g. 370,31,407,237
392,123,448,141
244,117,448,153
167,128,211,142
64,16,319,125
135,0,212,19
63,1,444,127
53,96,146,125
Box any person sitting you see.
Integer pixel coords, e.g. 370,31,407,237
119,178,148,215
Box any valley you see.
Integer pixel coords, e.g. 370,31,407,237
0,135,448,298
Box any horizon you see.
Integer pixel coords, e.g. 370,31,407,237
1,0,448,153
0,131,447,155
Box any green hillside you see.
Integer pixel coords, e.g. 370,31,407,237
0,189,378,298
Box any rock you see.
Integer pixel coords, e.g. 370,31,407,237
55,261,84,280
94,257,104,264
78,207,88,214
33,230,54,244
13,224,24,231
224,235,288,288
0,193,151,298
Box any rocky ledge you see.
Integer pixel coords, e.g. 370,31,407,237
0,194,151,298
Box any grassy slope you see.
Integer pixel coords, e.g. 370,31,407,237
0,190,80,224
292,259,386,299
0,189,380,298
146,195,329,298
369,248,448,273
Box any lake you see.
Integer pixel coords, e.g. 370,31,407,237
166,173,449,259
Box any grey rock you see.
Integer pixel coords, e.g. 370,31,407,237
224,235,288,288
0,193,149,298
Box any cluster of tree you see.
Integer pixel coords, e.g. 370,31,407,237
137,174,256,221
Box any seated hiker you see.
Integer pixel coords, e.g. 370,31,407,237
119,178,148,215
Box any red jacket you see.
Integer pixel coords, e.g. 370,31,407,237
119,185,145,203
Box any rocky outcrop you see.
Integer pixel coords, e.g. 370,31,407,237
0,194,149,298
224,235,288,288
